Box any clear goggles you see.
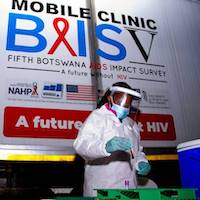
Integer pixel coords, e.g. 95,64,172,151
110,86,141,109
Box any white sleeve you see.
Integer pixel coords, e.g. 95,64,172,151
134,150,149,171
131,122,149,170
73,110,111,161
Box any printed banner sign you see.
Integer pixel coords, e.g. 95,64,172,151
4,107,176,140
4,0,197,146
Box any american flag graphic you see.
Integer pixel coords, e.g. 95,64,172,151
66,84,97,101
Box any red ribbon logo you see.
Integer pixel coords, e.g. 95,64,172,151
48,18,77,56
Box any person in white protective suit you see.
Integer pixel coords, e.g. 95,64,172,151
73,82,151,197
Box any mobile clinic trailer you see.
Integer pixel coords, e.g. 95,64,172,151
0,0,199,197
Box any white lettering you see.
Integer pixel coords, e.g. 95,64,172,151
15,115,29,127
74,121,82,129
137,122,144,132
147,122,168,133
147,122,156,132
57,120,67,129
160,122,168,133
33,116,40,128
32,116,82,130
40,119,50,128
50,118,57,129
67,120,74,129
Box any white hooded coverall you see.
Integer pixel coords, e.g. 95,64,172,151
73,104,148,197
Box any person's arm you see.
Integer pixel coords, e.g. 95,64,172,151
73,110,111,161
131,122,151,175
135,147,149,170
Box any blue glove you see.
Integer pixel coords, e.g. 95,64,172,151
105,136,133,153
137,161,151,176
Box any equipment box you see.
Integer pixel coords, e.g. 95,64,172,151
96,188,197,200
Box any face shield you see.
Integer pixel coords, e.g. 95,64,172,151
110,86,142,119
110,86,141,107
131,95,141,112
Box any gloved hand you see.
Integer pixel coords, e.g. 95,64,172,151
105,136,133,153
137,161,151,176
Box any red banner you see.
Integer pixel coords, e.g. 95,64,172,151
133,113,176,140
3,107,176,140
3,106,90,139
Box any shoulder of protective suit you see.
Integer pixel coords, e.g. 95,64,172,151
123,117,140,133
86,105,111,120
123,116,135,126
95,104,112,114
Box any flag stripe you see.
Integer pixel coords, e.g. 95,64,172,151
66,84,96,102
66,97,96,101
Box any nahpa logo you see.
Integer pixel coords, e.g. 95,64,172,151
6,0,157,62
8,81,39,97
